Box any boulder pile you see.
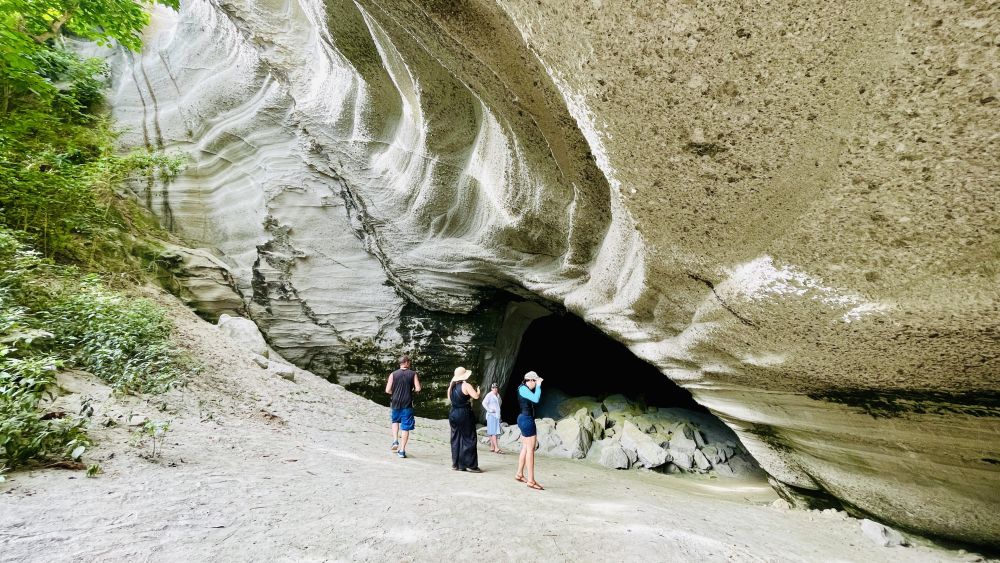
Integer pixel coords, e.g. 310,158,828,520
480,394,762,478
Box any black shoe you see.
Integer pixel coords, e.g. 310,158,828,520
466,467,483,473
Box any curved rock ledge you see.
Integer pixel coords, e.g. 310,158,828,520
106,0,999,546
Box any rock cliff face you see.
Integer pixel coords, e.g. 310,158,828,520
106,0,998,546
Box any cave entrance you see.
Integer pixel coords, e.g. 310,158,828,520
499,312,709,423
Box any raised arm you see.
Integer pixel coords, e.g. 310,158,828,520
464,381,481,400
518,384,542,403
413,373,421,393
385,372,394,394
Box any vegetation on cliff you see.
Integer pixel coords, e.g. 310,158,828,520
0,0,183,475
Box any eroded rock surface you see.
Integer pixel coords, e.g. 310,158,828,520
106,0,999,546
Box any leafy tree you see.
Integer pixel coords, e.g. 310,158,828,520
0,0,182,262
0,0,179,113
0,0,189,472
1,0,179,50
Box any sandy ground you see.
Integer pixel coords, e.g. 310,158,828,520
0,291,989,562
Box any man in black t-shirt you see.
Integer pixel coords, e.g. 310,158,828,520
385,355,421,458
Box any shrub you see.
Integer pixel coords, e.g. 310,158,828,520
0,235,187,394
0,0,187,472
44,279,182,394
0,232,190,469
0,305,89,470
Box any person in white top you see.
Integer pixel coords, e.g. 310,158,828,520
482,382,503,454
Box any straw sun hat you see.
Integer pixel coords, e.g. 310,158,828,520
451,366,473,382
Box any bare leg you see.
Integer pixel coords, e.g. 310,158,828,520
399,430,410,452
391,422,399,443
516,438,527,480
525,436,537,485
489,435,498,452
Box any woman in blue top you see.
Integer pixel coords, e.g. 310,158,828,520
515,370,544,490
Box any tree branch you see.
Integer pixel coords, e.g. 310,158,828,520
32,11,73,44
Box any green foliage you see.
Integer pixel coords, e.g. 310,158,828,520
0,303,90,470
0,100,185,264
0,0,187,473
0,231,190,470
0,20,48,112
1,233,186,392
0,0,176,114
44,278,182,394
0,0,184,264
0,35,106,116
130,418,169,459
1,0,179,53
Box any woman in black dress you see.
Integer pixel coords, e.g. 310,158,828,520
447,366,482,472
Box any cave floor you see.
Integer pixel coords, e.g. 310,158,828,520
0,290,983,562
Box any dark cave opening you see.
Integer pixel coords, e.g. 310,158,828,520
500,311,710,423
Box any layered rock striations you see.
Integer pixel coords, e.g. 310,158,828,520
107,0,999,546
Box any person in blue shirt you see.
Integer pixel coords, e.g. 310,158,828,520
515,371,544,490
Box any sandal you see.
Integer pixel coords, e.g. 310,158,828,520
514,474,527,483
495,449,504,455
526,481,544,490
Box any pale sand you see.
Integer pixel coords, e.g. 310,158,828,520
0,291,981,562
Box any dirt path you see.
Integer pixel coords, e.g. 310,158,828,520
0,292,983,562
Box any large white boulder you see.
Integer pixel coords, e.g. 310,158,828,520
618,421,669,469
156,245,245,319
693,450,712,471
631,415,656,434
670,450,694,470
860,519,909,548
217,314,269,358
535,418,568,457
669,424,699,453
592,414,607,440
498,424,522,451
555,415,593,459
598,443,632,470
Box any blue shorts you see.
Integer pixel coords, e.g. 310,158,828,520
517,414,536,438
390,407,415,431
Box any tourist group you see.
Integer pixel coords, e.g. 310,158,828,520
385,355,546,490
